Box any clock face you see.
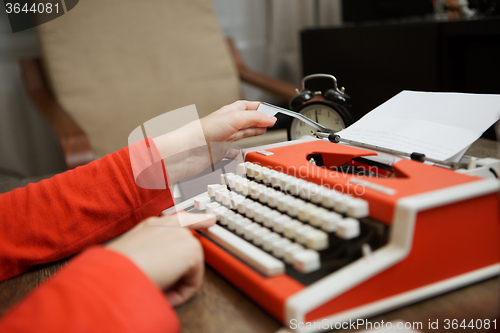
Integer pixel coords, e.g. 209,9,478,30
289,104,346,140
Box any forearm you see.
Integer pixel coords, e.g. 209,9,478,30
152,122,212,184
0,138,174,282
0,247,179,333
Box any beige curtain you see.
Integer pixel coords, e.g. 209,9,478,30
212,0,342,102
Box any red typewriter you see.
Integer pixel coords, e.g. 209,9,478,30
165,138,500,332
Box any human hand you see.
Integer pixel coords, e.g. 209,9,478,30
153,101,276,183
200,100,277,144
106,213,215,306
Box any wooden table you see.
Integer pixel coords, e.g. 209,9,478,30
1,139,499,333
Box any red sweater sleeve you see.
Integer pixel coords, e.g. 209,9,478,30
0,137,174,281
0,246,180,333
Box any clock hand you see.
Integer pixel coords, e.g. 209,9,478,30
258,102,334,133
315,110,319,123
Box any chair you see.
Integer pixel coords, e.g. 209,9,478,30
21,0,297,169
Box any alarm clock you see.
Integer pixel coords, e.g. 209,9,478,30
287,74,354,140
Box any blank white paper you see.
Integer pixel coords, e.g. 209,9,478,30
337,91,500,161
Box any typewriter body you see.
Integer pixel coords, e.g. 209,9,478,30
166,138,500,332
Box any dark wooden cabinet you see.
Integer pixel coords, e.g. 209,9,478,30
301,17,500,129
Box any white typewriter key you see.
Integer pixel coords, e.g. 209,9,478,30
235,218,252,235
346,198,369,218
284,243,304,264
336,218,361,239
220,173,235,186
298,203,318,222
226,175,241,189
287,198,306,218
194,195,211,210
286,179,301,195
258,187,273,204
272,238,292,258
215,189,229,202
252,165,263,181
333,195,352,214
257,184,268,197
242,181,255,197
235,178,249,194
254,166,267,181
310,186,325,204
322,190,342,208
207,184,226,197
309,208,329,227
247,164,261,179
298,183,310,200
267,191,284,208
320,212,343,232
205,202,221,215
220,210,236,225
251,183,266,197
362,243,372,257
245,202,262,219
245,164,257,178
230,194,245,210
213,206,229,221
248,184,267,200
221,191,233,206
243,223,261,241
299,183,318,201
263,169,278,184
280,175,295,193
238,162,252,176
271,173,287,188
228,214,244,230
250,225,265,240
253,228,271,246
293,249,321,273
248,183,261,200
277,196,294,213
203,225,284,277
293,179,309,196
263,210,281,228
273,215,292,233
295,225,315,244
237,198,253,215
283,220,304,239
262,233,282,252
308,183,321,202
306,230,329,251
254,206,272,223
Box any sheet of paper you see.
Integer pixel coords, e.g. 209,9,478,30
337,91,500,161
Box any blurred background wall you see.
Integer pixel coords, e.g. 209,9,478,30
0,9,65,181
0,0,342,179
1,0,498,179
212,0,342,102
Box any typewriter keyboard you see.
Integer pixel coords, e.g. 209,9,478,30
191,162,390,285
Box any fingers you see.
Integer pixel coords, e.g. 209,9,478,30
165,262,204,306
229,109,277,130
171,212,217,229
217,100,260,113
224,147,241,160
147,213,216,229
230,127,268,142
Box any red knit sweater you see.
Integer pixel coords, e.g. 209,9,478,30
0,138,180,332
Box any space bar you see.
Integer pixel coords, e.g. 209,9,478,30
202,224,285,277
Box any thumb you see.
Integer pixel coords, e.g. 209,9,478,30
232,109,277,129
169,212,216,229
